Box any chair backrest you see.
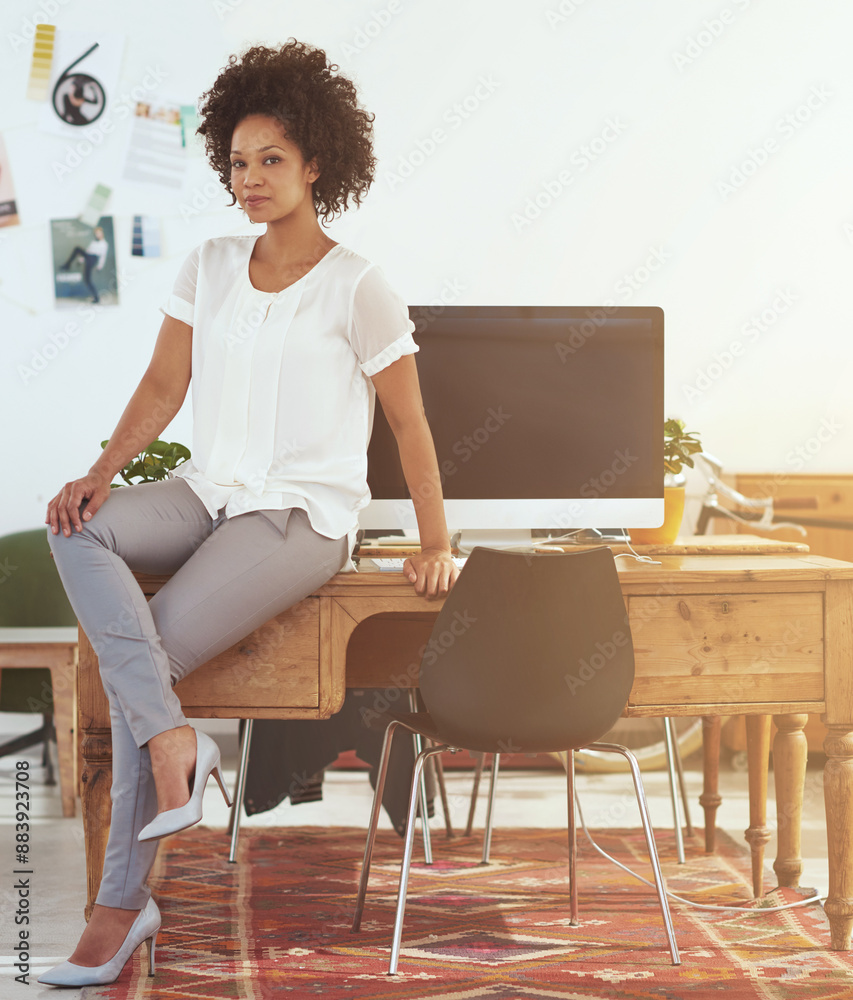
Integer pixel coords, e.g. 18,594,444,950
418,546,634,754
0,529,76,628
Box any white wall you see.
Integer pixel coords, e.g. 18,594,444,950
2,0,851,535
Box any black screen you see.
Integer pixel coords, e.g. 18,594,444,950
367,306,663,502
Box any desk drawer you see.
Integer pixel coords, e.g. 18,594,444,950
627,592,824,706
174,598,320,710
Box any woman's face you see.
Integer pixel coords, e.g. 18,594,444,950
229,114,319,223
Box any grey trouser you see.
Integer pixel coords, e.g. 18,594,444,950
46,476,350,909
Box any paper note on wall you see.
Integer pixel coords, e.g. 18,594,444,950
38,30,125,138
0,134,20,227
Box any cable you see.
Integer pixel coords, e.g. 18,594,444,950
574,788,826,914
613,529,661,566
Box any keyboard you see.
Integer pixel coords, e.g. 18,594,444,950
369,556,468,572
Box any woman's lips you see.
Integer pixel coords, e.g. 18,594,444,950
246,197,268,206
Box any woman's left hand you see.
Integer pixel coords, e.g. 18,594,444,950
403,548,459,599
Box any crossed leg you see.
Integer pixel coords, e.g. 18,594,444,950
47,476,350,966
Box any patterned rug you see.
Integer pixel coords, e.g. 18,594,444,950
84,825,851,1000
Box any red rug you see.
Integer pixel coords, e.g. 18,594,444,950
86,825,851,1000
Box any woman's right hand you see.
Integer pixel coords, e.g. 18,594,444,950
45,471,113,537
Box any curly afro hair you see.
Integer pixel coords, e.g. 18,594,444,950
196,39,376,226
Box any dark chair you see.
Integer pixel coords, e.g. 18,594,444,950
351,545,680,972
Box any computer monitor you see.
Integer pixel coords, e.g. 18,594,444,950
361,305,664,547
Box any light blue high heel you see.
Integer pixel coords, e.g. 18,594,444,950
37,897,160,986
137,728,233,842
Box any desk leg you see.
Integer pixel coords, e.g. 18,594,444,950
824,723,853,949
699,716,721,853
78,629,112,921
80,730,112,920
744,715,771,898
772,713,807,889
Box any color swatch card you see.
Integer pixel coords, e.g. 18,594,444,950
121,99,187,188
0,133,20,227
38,30,125,137
131,215,161,257
79,182,112,228
25,24,56,102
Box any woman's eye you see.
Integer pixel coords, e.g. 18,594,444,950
265,156,280,164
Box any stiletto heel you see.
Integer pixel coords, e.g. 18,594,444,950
213,763,233,807
137,728,232,842
147,929,157,976
38,897,161,987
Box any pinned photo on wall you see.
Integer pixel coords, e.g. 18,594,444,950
25,23,56,102
52,216,118,308
121,99,188,188
131,215,161,257
180,104,203,156
0,134,20,227
38,30,125,138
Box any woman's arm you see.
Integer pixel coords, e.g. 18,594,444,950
46,314,192,536
370,353,459,599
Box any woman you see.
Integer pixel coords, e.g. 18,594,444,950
59,224,108,303
39,40,459,987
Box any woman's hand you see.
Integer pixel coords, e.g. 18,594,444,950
45,471,112,538
403,548,459,600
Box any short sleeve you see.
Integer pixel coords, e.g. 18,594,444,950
159,243,200,327
348,264,419,377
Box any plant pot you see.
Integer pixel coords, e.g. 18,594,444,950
629,480,686,545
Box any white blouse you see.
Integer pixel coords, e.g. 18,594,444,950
159,234,419,573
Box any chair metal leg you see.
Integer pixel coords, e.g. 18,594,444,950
352,720,402,932
407,689,433,864
465,752,486,836
663,718,686,864
228,718,253,864
587,741,680,965
567,750,578,925
389,743,449,975
481,753,500,864
433,752,455,838
670,718,694,837
43,714,56,786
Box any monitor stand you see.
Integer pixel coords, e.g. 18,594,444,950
452,528,534,554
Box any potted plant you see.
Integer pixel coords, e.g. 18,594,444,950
102,439,191,488
630,418,702,545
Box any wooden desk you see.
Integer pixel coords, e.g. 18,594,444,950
1,627,79,818
77,552,853,950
